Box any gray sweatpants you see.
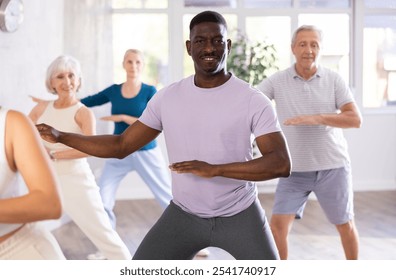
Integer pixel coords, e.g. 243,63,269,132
133,199,279,260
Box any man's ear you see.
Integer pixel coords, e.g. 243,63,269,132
227,39,232,55
186,40,192,56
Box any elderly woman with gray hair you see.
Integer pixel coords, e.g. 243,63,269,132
29,55,131,260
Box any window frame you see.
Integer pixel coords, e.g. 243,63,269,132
111,0,396,114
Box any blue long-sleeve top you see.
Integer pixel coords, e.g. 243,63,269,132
81,83,157,150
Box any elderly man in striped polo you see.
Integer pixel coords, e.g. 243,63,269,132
257,25,362,260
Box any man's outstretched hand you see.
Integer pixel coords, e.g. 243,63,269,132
36,123,60,143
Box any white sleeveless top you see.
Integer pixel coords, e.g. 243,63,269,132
0,107,23,236
37,101,84,152
37,101,89,174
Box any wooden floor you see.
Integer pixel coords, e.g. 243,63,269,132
52,190,396,260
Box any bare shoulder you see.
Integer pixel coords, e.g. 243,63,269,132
76,104,95,119
7,110,32,126
7,110,43,147
7,110,38,138
75,104,96,132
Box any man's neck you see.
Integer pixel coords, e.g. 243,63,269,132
194,71,231,88
295,64,318,80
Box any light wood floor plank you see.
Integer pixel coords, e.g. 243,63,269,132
52,190,396,260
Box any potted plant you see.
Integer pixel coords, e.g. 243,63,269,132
227,31,279,86
227,31,279,157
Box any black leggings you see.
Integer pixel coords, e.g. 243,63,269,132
133,199,279,260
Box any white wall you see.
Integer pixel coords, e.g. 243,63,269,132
0,0,64,114
345,113,396,191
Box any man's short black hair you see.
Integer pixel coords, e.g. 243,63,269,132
189,10,228,31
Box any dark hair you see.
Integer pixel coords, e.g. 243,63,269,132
189,10,227,31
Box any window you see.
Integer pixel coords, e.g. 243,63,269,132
112,2,169,88
245,17,291,71
362,0,396,108
244,0,292,8
299,0,350,8
364,0,396,9
184,0,236,8
112,0,168,9
363,13,396,107
299,14,350,81
110,0,396,111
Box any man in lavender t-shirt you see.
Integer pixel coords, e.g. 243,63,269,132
36,11,291,260
140,74,281,218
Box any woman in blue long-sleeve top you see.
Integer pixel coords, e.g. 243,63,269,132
83,49,173,222
82,49,174,259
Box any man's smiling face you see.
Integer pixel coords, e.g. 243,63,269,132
186,21,231,77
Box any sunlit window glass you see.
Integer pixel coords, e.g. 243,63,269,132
363,15,396,107
364,0,396,9
112,14,169,88
246,16,291,72
298,14,350,83
112,0,168,9
299,0,350,8
184,0,236,8
243,0,291,8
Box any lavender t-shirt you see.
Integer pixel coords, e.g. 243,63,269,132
139,75,281,217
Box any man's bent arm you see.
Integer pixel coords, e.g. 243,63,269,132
170,131,291,181
284,102,362,128
37,121,161,159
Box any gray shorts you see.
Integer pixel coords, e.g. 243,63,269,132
272,164,354,225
